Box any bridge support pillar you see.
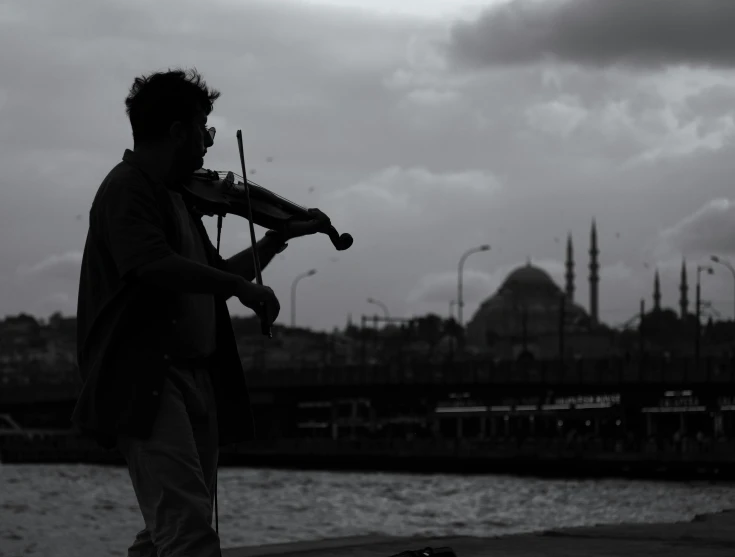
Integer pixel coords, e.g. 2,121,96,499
679,413,686,436
714,412,723,437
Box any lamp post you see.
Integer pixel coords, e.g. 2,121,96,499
710,255,735,321
291,269,317,328
695,264,714,367
457,244,491,327
367,297,390,319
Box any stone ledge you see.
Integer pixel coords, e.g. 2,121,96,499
223,509,735,557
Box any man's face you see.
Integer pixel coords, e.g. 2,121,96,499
173,106,214,175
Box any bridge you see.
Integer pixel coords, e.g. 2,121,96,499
1,355,734,407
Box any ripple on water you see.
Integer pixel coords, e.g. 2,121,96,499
0,464,734,557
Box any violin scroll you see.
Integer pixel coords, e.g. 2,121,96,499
327,229,353,251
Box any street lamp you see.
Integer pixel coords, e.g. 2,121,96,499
291,269,317,328
367,297,390,319
458,244,491,327
710,255,735,321
695,264,714,366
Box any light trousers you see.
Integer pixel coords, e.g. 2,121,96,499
117,364,221,557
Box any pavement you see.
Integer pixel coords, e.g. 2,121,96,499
222,508,735,557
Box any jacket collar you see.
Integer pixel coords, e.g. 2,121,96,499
122,149,171,187
121,149,184,251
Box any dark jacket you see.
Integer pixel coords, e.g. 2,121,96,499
71,150,255,450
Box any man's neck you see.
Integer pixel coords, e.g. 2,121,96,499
132,145,177,185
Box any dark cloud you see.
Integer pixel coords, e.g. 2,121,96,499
3,0,735,328
447,0,735,70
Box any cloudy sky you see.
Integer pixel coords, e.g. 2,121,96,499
3,0,735,331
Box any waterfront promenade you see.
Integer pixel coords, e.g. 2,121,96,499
223,508,735,557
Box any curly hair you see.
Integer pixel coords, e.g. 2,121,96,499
124,67,221,145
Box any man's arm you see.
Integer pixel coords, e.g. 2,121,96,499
203,210,338,282
137,255,245,297
223,231,288,282
101,178,248,298
205,209,337,282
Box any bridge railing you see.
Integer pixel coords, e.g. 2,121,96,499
243,356,735,388
1,356,734,404
223,435,735,459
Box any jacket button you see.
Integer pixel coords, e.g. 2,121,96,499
163,354,170,360
152,390,159,396
172,319,178,325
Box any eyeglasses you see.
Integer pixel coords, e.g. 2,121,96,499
207,127,217,141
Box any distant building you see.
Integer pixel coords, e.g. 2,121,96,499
465,219,697,360
465,220,611,359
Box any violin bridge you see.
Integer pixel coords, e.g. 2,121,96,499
223,171,237,191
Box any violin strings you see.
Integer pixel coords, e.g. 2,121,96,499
219,171,309,211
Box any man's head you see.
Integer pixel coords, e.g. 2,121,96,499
124,67,218,179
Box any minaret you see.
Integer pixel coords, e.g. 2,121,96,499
679,259,689,318
653,269,661,311
565,233,575,303
589,219,599,324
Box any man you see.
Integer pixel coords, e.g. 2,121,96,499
72,68,328,557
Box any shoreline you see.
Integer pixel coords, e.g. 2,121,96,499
3,437,734,481
221,507,735,557
217,449,735,481
4,454,734,482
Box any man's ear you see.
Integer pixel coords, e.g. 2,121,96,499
169,121,189,146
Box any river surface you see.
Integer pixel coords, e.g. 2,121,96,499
1,464,734,557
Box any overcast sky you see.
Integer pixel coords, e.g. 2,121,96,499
3,0,735,331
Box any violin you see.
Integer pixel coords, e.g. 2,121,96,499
180,168,353,252
179,128,353,337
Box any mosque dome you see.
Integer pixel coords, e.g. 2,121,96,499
465,260,591,348
498,263,562,298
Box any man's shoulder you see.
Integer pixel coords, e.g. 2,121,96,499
91,160,158,213
99,160,150,195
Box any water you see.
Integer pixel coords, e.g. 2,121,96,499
1,464,734,557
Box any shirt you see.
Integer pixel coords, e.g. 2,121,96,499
71,149,256,450
166,189,216,358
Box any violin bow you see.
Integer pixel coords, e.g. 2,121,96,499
236,130,271,338
207,127,226,254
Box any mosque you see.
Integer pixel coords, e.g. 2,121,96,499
464,220,692,359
